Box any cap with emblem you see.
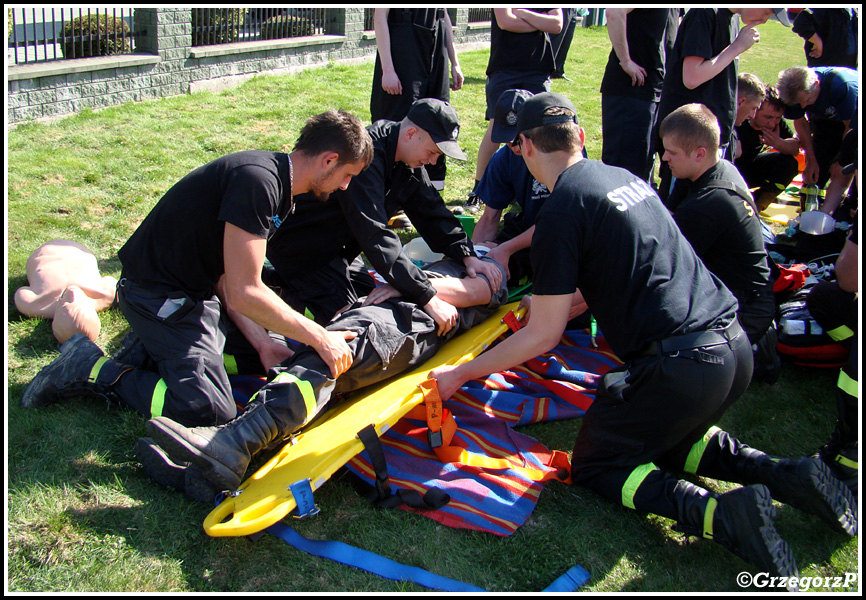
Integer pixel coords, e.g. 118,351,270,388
491,89,534,144
406,98,466,160
511,92,579,145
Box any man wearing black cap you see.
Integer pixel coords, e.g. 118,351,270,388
471,89,551,288
430,91,856,587
265,97,502,338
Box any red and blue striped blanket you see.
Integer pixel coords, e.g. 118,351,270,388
344,329,621,536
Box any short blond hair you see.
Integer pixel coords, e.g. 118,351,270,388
659,103,720,155
738,73,766,103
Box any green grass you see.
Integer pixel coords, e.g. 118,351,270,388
6,22,859,592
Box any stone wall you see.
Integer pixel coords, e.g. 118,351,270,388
7,8,491,125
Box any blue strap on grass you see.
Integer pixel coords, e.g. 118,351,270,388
265,521,589,592
266,521,485,592
543,564,591,592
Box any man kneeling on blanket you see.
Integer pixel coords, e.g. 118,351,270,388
136,256,507,502
428,92,856,589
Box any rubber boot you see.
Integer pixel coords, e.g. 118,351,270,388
697,430,857,536
672,481,799,590
22,333,133,409
134,437,217,504
146,374,314,491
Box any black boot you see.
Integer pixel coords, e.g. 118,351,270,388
111,330,154,370
22,334,133,409
816,395,859,494
145,378,312,491
673,481,799,590
817,437,858,495
134,437,217,504
697,430,857,536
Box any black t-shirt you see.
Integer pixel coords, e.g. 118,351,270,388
119,151,292,299
658,9,739,148
734,118,796,166
531,159,736,360
487,8,557,76
672,160,772,301
600,8,680,103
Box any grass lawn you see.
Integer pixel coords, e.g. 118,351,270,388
6,21,859,592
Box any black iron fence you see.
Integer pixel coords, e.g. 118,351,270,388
191,8,329,46
8,7,137,65
6,7,333,65
467,8,492,23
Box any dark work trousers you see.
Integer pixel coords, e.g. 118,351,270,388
494,212,535,288
738,151,800,196
116,277,238,427
601,94,660,182
370,10,450,186
262,255,375,327
254,257,508,429
807,280,859,439
571,321,753,511
811,117,847,188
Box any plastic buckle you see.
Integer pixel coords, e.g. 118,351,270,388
427,428,444,449
289,478,320,519
502,310,523,332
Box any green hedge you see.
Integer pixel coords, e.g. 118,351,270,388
192,8,246,45
62,14,132,59
260,14,315,40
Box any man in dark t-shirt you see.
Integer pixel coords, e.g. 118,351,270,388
471,89,550,288
654,8,791,200
467,8,562,207
778,65,858,216
23,110,374,428
734,85,801,210
430,92,856,584
600,8,679,181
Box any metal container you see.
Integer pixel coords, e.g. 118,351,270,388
799,210,836,235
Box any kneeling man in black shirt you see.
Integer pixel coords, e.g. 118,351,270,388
430,92,856,588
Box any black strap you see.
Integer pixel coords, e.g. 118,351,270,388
356,424,450,510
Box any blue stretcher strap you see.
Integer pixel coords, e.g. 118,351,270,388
543,564,592,592
266,522,485,592
265,521,589,592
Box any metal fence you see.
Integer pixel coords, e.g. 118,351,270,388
8,7,136,65
467,8,492,23
191,8,329,46
6,7,332,65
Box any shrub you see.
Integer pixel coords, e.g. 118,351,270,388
62,14,132,59
192,8,246,45
260,14,315,40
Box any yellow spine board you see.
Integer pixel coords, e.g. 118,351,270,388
204,302,523,537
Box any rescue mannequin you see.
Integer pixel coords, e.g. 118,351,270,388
14,239,117,343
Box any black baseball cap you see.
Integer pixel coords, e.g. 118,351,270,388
406,98,466,160
511,92,579,145
491,89,534,144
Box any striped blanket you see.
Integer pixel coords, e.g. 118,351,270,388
344,329,621,536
